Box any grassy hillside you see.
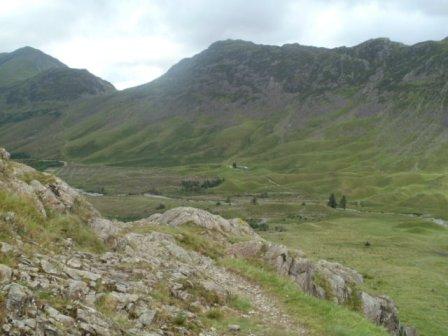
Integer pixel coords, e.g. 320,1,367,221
0,46,66,87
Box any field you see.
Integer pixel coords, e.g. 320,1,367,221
54,163,448,336
264,212,448,336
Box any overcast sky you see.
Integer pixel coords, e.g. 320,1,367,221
1,0,447,89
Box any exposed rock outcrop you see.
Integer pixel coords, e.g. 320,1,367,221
148,206,255,237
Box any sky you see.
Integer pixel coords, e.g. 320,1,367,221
1,0,447,89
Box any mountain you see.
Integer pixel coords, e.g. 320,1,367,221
0,46,66,87
1,38,448,212
0,148,416,335
0,47,115,154
5,37,446,165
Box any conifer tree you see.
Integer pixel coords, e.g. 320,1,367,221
327,193,337,208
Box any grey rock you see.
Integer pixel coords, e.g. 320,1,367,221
228,324,241,332
148,207,254,237
0,147,10,160
40,259,59,275
66,257,82,269
0,241,14,254
138,309,156,326
5,283,32,317
400,325,419,336
66,279,89,299
45,305,75,326
0,264,13,283
1,211,16,224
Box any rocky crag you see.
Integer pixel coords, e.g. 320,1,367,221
0,148,416,335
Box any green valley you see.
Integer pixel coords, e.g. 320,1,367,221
1,36,448,335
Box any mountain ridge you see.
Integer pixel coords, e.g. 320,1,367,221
1,37,448,210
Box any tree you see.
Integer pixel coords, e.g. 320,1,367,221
232,162,237,168
327,193,337,208
339,195,347,209
251,196,258,205
226,196,231,204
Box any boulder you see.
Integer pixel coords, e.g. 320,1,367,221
89,217,122,242
0,147,10,160
361,293,400,334
0,264,12,283
138,309,156,326
150,207,254,237
227,240,264,258
228,324,241,332
4,283,32,318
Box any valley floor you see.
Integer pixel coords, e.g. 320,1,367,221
54,163,448,336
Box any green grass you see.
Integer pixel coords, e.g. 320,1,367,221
222,258,388,336
263,212,448,336
0,190,105,253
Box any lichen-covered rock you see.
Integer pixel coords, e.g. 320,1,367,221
4,283,33,318
0,264,13,283
361,293,401,334
148,206,254,237
227,240,264,258
0,147,10,160
89,217,124,242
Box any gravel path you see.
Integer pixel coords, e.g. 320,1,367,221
212,267,308,335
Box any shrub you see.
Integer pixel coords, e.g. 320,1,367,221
173,312,187,325
247,219,269,231
156,203,166,210
205,308,223,320
181,177,224,192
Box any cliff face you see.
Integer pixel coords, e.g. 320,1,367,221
0,148,416,335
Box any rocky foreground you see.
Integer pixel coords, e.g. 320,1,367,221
0,148,416,335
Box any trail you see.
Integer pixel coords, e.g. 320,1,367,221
213,268,308,335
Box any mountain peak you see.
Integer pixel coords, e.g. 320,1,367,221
208,39,257,49
353,37,404,49
0,46,66,87
13,45,43,54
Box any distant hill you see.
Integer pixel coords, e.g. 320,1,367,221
0,46,66,87
0,46,115,155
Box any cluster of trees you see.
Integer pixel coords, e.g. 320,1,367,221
327,193,347,209
181,177,224,192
